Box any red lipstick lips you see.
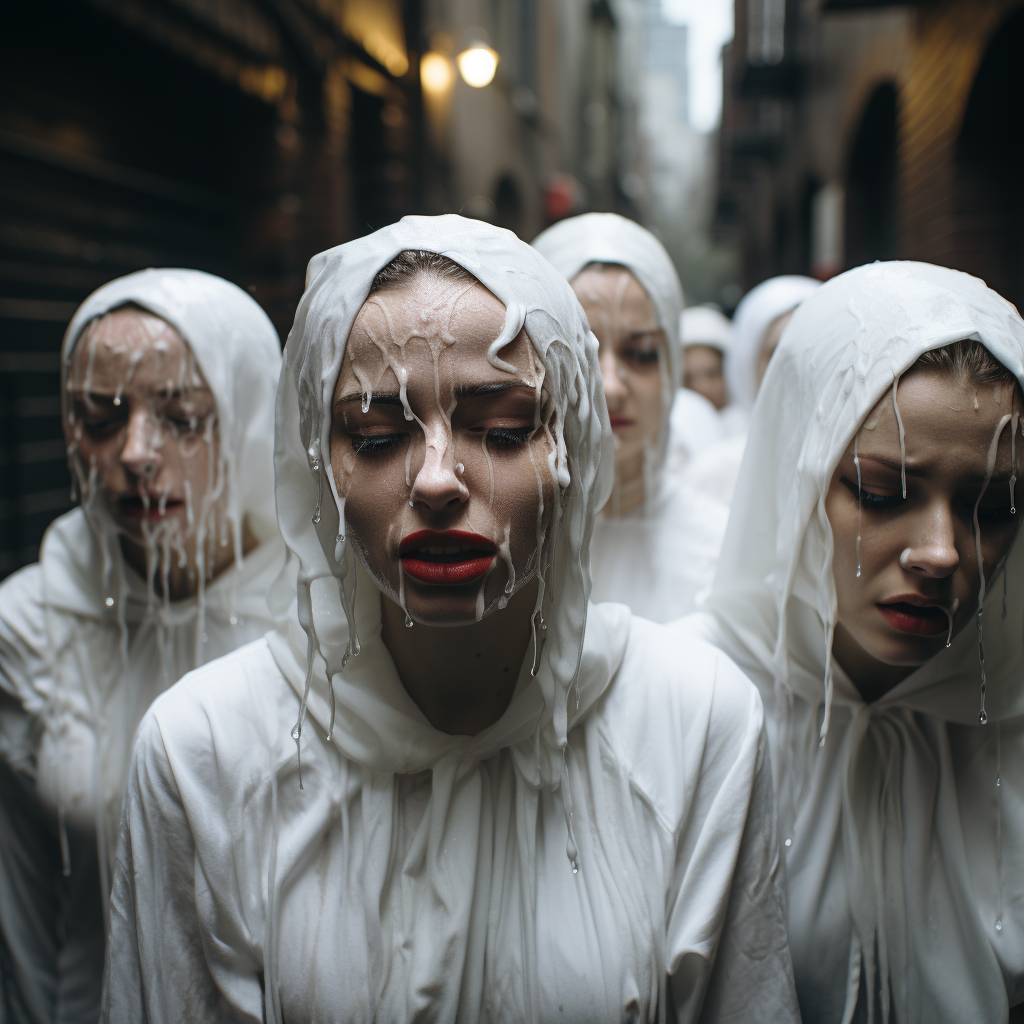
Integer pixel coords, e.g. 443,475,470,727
608,414,634,429
399,529,496,585
877,595,951,636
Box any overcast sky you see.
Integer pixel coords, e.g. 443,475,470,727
662,0,735,132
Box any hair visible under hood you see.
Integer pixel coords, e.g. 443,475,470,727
271,214,614,783
694,260,1024,1024
726,275,820,411
532,213,683,491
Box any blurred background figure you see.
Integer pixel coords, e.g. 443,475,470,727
681,305,731,411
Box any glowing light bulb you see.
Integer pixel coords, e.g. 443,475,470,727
420,52,454,94
456,45,498,88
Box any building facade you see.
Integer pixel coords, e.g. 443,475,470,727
1,0,642,577
716,0,1024,303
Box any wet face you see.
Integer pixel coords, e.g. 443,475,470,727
570,265,664,512
755,308,795,393
66,307,221,550
330,273,555,627
825,367,1023,692
684,344,727,410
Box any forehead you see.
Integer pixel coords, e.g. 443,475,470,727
859,368,1021,462
70,308,206,389
570,266,655,320
341,276,530,379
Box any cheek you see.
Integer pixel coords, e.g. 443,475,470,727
486,441,554,561
333,442,406,568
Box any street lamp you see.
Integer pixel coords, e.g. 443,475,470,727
420,51,454,95
456,43,498,88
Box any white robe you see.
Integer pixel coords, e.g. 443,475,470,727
682,261,1024,1023
102,215,799,1022
0,269,284,1024
104,609,797,1023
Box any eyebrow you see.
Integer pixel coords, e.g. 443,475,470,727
857,453,1012,483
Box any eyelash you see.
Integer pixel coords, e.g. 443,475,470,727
350,427,534,456
841,477,1018,524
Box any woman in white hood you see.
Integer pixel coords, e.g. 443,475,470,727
532,213,725,621
682,275,821,511
0,269,285,1023
683,261,1024,1022
102,216,799,1022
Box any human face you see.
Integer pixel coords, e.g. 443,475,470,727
66,307,221,549
684,344,726,409
755,308,795,393
570,265,664,512
825,367,1022,695
330,273,555,627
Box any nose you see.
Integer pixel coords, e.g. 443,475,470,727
119,408,161,480
900,505,959,578
409,422,469,512
599,349,628,411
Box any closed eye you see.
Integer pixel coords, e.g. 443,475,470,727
351,433,405,455
841,476,902,511
485,426,534,448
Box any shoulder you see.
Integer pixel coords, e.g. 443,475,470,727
139,638,295,790
0,564,48,707
593,615,765,829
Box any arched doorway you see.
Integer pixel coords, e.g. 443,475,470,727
844,82,897,269
953,7,1024,307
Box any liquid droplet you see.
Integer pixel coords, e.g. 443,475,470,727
571,863,578,875
997,776,1002,787
105,596,115,608
229,615,238,625
409,500,415,507
405,614,414,627
996,918,1003,932
112,396,121,407
980,709,989,725
784,838,792,847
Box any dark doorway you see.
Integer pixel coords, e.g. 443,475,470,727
952,7,1024,307
845,82,897,269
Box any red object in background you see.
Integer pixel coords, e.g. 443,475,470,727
544,173,582,224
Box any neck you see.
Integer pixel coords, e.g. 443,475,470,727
831,621,915,703
380,578,539,736
603,450,647,516
120,514,259,601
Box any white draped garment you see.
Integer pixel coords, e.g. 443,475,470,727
102,215,799,1023
0,269,285,1024
682,261,1024,1023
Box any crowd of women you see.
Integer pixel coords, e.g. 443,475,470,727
0,210,1021,1023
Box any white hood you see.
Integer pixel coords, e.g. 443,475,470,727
269,213,617,783
726,275,820,412
531,213,683,489
689,261,1024,1023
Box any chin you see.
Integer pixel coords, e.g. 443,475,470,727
865,630,944,668
403,583,499,627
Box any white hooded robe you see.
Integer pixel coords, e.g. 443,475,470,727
0,269,285,1024
683,261,1024,1023
101,216,799,1023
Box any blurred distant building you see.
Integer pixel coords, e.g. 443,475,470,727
716,0,1024,304
0,0,642,577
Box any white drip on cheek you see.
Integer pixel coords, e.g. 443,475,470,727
946,597,959,649
475,559,495,622
498,523,515,602
481,431,495,510
892,376,907,499
854,433,862,578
